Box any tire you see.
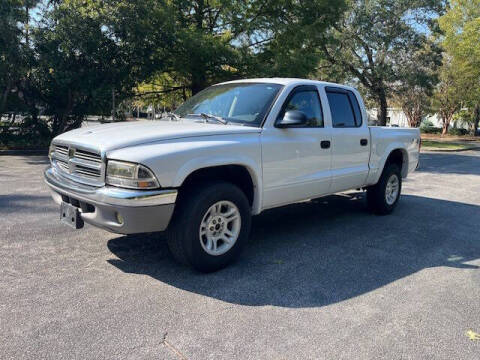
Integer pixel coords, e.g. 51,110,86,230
366,164,402,215
167,181,252,272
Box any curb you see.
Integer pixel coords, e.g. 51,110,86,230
0,149,48,156
421,146,480,153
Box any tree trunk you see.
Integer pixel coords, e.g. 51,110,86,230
441,120,450,135
376,90,388,126
407,115,421,128
111,88,115,121
191,71,207,96
403,106,422,128
0,83,11,116
473,104,480,136
53,89,74,135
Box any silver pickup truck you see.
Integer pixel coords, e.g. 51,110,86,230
45,78,420,271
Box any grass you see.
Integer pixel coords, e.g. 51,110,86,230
421,140,474,151
421,133,480,142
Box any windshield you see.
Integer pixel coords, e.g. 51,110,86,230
174,83,283,127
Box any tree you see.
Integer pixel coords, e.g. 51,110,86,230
394,87,432,128
432,55,463,135
159,0,347,95
133,72,189,115
244,0,348,79
392,44,441,127
24,0,174,135
439,0,480,135
320,0,443,125
0,0,28,116
2,0,348,141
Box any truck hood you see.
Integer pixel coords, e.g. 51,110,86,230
53,120,261,152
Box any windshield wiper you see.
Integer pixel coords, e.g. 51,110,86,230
199,113,228,125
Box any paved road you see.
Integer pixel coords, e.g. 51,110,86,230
1,151,479,359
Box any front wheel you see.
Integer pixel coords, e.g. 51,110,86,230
366,164,402,215
167,182,251,272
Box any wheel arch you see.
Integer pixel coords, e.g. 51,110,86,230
368,145,409,185
175,161,261,215
384,148,408,177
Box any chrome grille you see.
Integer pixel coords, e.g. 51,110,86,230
75,164,101,178
56,158,69,172
55,145,68,157
51,144,104,186
74,149,102,164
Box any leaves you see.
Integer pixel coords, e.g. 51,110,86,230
136,0,347,103
320,0,443,125
2,0,349,135
4,0,478,140
466,329,480,340
435,0,480,134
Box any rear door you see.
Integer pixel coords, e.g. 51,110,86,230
325,87,370,192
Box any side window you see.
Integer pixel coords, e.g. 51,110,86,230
348,92,362,126
326,89,362,128
278,88,323,127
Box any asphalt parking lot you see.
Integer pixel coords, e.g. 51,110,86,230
1,151,480,359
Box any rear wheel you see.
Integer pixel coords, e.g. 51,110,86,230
167,181,251,272
367,164,402,215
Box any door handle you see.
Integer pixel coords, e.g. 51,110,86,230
360,138,368,146
320,140,331,149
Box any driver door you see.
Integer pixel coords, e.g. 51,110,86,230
261,85,332,209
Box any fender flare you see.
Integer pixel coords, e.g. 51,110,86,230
370,143,409,185
173,155,263,215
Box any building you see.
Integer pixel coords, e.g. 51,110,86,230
367,108,469,129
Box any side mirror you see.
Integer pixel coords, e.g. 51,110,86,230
276,110,308,128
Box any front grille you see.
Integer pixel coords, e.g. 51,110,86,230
75,164,101,178
55,145,68,157
56,158,69,172
51,144,104,186
74,149,102,164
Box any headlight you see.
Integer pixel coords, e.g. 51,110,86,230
106,160,160,189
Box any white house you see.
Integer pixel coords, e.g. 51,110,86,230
367,108,468,129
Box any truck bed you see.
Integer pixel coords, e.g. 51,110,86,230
366,126,420,185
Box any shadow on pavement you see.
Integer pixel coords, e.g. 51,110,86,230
107,193,480,308
0,194,54,213
22,156,50,166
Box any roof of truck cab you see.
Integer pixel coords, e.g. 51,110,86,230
217,78,356,91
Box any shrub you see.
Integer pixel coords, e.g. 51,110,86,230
0,117,52,150
419,119,441,134
448,127,468,136
420,126,442,134
420,119,435,128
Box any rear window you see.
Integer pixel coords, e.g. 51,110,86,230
326,88,362,128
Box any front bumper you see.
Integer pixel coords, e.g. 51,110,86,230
44,166,177,234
